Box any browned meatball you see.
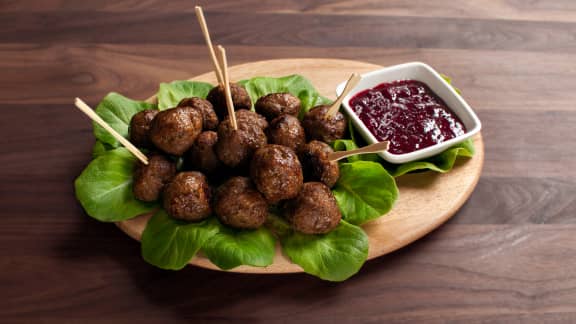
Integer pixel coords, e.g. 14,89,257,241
215,112,268,169
214,177,268,229
149,107,203,156
250,145,303,204
267,114,306,152
283,182,341,234
255,93,301,121
298,140,340,188
177,97,219,131
132,154,176,202
185,131,222,174
163,172,212,221
235,109,268,130
129,109,158,148
206,82,252,119
302,105,347,143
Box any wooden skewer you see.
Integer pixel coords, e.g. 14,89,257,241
195,6,224,85
327,141,390,162
217,45,238,130
74,98,149,165
325,73,362,119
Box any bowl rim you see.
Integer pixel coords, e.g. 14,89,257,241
336,61,482,164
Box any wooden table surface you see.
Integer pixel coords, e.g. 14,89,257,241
2,1,576,322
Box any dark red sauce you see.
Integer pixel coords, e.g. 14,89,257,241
349,80,466,155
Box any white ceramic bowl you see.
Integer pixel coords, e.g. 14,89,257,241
336,62,482,164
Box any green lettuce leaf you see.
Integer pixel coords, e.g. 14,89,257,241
332,139,361,163
74,147,157,222
441,74,462,94
141,211,220,270
93,92,157,148
157,80,214,110
383,139,475,177
266,210,292,237
202,223,276,270
279,217,368,282
239,75,331,116
332,161,398,225
91,140,113,158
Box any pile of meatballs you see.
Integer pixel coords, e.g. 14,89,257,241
130,82,348,235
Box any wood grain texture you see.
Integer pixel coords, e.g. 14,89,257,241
3,45,576,112
3,225,576,322
4,0,576,23
2,11,576,53
1,0,576,322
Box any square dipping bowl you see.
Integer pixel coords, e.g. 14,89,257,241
336,62,482,164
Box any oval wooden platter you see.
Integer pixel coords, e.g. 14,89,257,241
117,58,484,274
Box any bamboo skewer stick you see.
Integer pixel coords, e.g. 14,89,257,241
325,73,361,119
195,6,224,85
74,98,149,165
217,45,238,130
327,141,390,162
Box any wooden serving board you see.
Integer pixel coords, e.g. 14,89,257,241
117,59,484,274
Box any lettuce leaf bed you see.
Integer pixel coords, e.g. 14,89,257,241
75,74,474,281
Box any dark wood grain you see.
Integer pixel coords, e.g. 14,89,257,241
3,224,576,322
2,11,576,53
1,1,576,322
2,44,576,111
3,0,576,23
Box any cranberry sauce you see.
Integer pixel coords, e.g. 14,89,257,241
349,80,466,155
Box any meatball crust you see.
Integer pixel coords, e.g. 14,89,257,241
132,154,176,202
302,105,347,143
283,182,341,234
185,131,222,174
216,113,268,168
129,109,158,148
250,145,303,204
235,109,268,130
149,107,203,156
177,97,219,131
162,172,212,221
255,93,301,121
206,82,252,119
298,140,340,188
214,177,268,229
267,114,306,152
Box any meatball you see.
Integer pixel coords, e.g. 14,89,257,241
255,93,301,121
302,105,347,143
206,82,252,120
250,145,303,204
185,131,222,174
149,107,203,156
267,114,306,152
214,177,268,229
235,109,268,130
129,109,158,148
216,112,268,169
163,172,212,221
283,182,341,234
132,154,176,202
298,140,340,188
177,97,219,131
